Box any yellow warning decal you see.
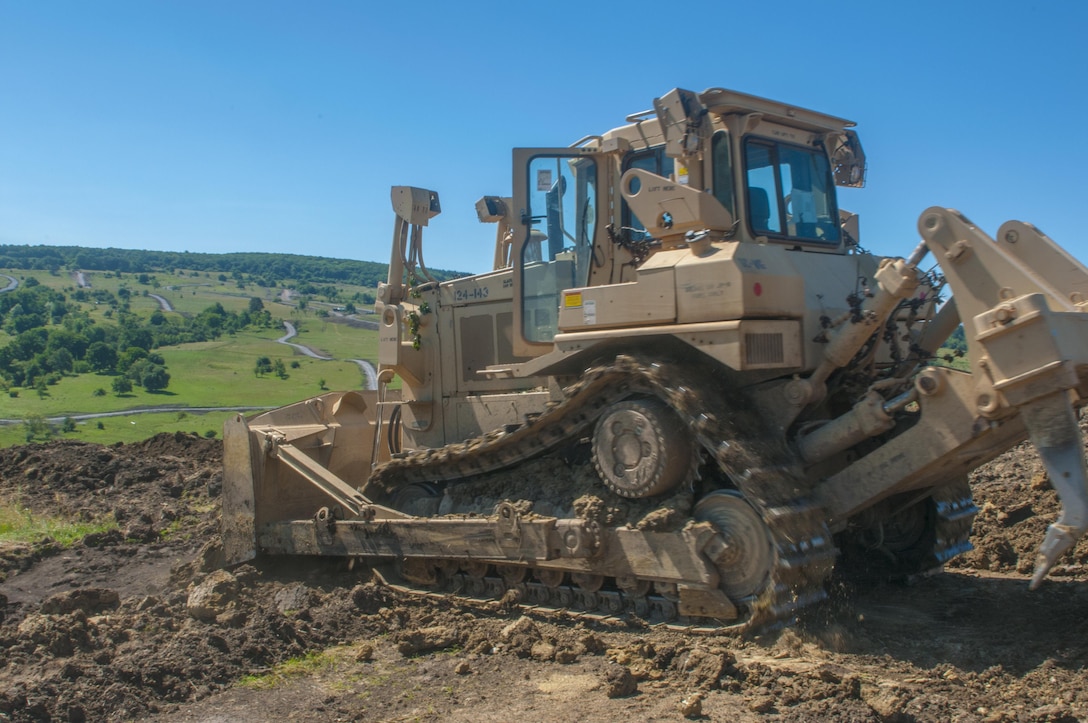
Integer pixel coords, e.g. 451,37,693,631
564,292,583,308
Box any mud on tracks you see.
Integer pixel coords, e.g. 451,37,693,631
1,432,1088,721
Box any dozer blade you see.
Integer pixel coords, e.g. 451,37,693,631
222,412,259,565
1020,392,1088,589
222,390,384,565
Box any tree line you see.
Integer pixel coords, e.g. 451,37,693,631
0,244,465,288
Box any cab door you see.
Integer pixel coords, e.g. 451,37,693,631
511,147,604,356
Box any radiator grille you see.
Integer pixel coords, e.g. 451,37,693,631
745,333,784,366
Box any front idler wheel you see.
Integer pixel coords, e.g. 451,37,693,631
694,490,776,601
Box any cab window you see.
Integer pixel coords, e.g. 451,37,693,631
711,130,735,218
745,139,839,244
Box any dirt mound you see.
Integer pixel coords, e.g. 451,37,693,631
0,432,220,524
2,430,1088,721
952,436,1088,579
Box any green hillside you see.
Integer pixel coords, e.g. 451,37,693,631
0,251,396,448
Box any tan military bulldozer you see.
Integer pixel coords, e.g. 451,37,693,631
223,86,1088,627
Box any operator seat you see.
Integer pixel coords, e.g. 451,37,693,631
525,229,547,263
749,187,772,233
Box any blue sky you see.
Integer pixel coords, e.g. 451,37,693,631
1,1,1086,275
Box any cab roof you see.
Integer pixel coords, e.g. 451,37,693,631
698,86,856,134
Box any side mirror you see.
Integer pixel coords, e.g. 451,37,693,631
830,130,866,188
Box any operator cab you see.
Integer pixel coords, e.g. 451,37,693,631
508,87,866,350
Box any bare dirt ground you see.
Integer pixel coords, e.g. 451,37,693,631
2,431,1088,722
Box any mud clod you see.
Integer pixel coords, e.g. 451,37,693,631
395,625,460,656
676,645,733,690
40,588,120,616
186,569,239,622
273,582,313,615
498,615,541,657
748,694,775,713
530,640,557,661
603,665,638,698
679,692,704,718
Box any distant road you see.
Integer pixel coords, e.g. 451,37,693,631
149,293,174,312
276,321,332,360
0,406,272,427
350,359,378,390
0,274,16,293
272,321,377,389
330,310,379,331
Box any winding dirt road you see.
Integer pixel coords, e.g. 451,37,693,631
276,321,332,360
350,358,379,389
276,321,377,389
148,293,174,312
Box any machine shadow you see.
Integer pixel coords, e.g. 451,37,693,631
799,569,1088,676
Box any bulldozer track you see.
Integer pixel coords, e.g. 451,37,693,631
367,353,838,629
930,481,979,567
838,477,979,581
376,568,751,634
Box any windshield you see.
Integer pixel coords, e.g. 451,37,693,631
745,139,839,245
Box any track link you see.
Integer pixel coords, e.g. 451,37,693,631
930,480,979,567
378,566,730,632
366,353,838,629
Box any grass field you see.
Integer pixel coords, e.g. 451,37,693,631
0,267,381,448
0,503,117,547
0,410,244,447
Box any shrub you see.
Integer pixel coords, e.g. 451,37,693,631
23,415,52,443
